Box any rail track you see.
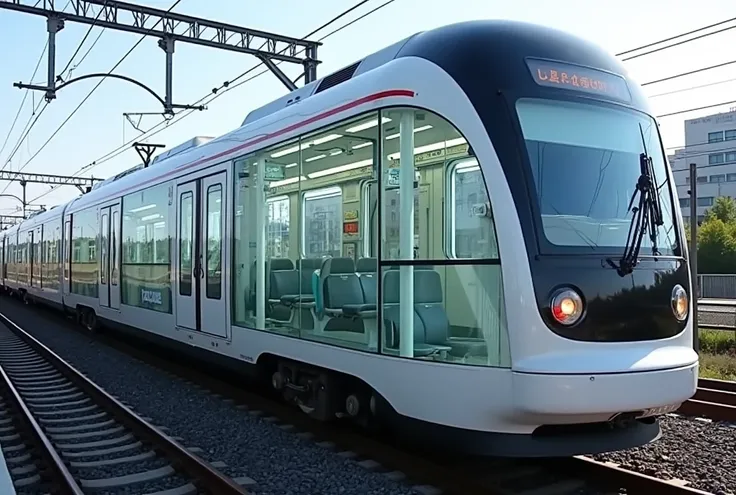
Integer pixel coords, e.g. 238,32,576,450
679,377,736,422
0,306,713,495
0,312,248,495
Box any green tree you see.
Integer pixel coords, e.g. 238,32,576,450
705,196,736,224
697,217,736,273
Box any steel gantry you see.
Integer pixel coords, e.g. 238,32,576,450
0,0,322,114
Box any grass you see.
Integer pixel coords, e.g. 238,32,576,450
698,328,736,380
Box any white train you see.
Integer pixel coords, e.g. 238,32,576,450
0,20,698,456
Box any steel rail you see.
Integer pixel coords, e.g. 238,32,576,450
0,311,249,495
0,360,83,494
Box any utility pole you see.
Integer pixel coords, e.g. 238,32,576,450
2,0,321,114
688,162,699,352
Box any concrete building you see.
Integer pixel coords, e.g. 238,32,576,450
671,108,736,224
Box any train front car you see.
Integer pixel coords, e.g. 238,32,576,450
395,21,698,456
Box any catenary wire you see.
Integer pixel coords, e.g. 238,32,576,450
2,0,183,199
616,16,736,57
29,0,395,203
0,40,48,161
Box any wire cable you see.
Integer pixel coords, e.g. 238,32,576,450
620,21,736,62
656,100,736,119
30,0,395,203
616,16,736,57
642,59,736,87
3,0,183,199
0,40,48,161
57,1,107,81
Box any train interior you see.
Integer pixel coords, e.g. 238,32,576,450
233,107,511,367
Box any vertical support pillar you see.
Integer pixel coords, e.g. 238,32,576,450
20,182,26,218
46,16,64,101
689,162,699,352
303,45,318,84
399,111,415,358
255,157,267,330
158,37,175,115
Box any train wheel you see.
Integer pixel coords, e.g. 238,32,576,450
84,310,98,333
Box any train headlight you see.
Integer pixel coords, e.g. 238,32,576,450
550,288,584,326
671,284,688,321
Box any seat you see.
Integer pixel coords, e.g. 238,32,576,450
279,258,319,308
413,269,487,358
317,257,376,319
356,257,377,306
381,269,450,357
267,259,298,322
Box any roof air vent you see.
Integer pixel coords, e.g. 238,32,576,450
314,61,361,94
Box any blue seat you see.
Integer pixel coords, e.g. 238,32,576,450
318,257,376,319
381,269,450,357
413,269,486,358
280,258,319,307
356,257,377,306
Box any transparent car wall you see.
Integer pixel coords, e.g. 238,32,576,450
232,107,510,367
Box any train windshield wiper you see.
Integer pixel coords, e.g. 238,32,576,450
607,124,664,277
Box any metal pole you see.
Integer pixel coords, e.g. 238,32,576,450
689,162,699,352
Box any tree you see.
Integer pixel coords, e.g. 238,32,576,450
696,196,736,274
705,196,736,224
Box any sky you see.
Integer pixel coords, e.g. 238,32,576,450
1,0,736,216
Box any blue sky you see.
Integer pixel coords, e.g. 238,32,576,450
1,0,736,214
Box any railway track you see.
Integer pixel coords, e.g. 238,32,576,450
679,377,736,422
5,316,708,495
0,302,722,495
0,312,248,495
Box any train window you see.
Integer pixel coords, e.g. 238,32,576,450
121,182,172,313
449,159,498,259
205,184,222,300
232,111,380,352
377,107,509,367
516,98,678,254
302,187,342,258
179,192,193,297
70,207,99,298
266,196,290,258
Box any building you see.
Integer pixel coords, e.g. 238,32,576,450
671,108,736,224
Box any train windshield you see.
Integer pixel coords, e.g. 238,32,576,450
515,98,679,255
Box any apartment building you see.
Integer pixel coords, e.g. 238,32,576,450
670,108,736,224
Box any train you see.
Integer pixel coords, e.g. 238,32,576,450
0,19,698,457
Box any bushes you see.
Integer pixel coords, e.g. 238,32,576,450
688,196,736,274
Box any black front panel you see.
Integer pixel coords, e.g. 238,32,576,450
396,20,689,342
535,256,687,341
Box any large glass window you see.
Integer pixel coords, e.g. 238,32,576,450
377,107,507,366
231,107,508,367
449,159,498,259
121,182,172,313
267,196,290,258
70,208,98,298
516,98,678,255
303,187,342,258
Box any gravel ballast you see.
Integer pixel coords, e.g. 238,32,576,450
0,300,420,495
593,414,736,494
4,299,736,494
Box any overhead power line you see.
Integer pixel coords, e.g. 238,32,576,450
0,41,48,161
29,0,394,204
616,16,736,58
656,99,736,119
2,0,183,194
642,59,736,86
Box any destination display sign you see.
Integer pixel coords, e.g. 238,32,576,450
526,58,631,103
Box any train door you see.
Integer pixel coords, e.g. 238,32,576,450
98,204,121,310
175,171,227,338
